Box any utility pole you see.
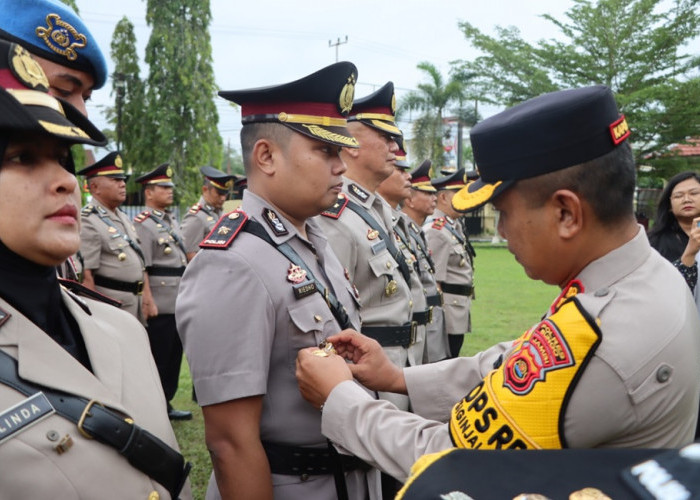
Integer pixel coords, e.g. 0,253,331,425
328,36,348,62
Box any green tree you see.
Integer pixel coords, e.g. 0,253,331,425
399,62,478,169
58,0,79,12
455,0,700,179
143,0,222,208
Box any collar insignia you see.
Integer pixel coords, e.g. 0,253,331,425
348,183,369,202
262,208,288,236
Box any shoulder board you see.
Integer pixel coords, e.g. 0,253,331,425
320,194,349,219
199,210,248,249
133,210,151,223
58,278,123,309
409,221,421,234
348,183,370,202
81,205,96,217
188,204,202,215
432,217,446,230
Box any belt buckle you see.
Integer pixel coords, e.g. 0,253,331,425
136,281,144,295
428,306,433,324
409,321,417,345
77,399,104,439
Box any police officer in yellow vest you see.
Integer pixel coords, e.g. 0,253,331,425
0,38,191,500
296,85,700,482
133,164,192,421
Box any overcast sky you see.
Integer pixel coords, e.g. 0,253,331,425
76,0,698,158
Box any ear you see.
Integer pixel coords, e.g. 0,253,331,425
251,138,277,176
550,189,583,240
341,145,361,160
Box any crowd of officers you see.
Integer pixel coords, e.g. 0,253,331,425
0,1,698,500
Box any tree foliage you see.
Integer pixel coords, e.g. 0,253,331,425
58,0,79,13
454,0,700,180
399,62,479,170
142,0,222,207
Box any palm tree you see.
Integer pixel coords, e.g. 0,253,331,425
399,62,478,170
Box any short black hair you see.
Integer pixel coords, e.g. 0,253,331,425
239,122,292,173
516,141,636,226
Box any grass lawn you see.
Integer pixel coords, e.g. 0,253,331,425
170,242,559,499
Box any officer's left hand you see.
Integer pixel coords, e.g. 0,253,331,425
296,348,352,410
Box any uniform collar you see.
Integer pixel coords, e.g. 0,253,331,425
242,190,301,245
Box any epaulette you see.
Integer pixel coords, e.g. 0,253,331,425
188,204,202,215
133,210,151,223
58,278,123,310
81,204,96,217
199,210,248,249
320,194,349,219
348,183,370,202
432,217,446,230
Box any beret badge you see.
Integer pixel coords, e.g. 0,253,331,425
35,13,87,62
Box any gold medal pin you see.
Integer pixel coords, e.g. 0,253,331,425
311,341,337,357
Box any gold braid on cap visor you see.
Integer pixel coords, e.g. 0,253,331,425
452,181,503,212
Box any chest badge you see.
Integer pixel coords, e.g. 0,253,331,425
287,264,307,284
367,229,379,240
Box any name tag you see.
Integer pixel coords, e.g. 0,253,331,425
0,392,55,445
293,280,318,300
371,240,387,255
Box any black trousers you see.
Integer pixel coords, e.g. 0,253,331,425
146,314,183,402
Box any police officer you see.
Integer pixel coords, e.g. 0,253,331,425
401,160,450,362
134,164,192,421
78,152,155,321
317,82,415,412
424,168,474,358
0,0,107,115
376,150,428,367
180,165,235,261
296,85,700,483
0,39,190,499
176,62,378,500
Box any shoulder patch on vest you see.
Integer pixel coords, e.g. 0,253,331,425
59,278,123,309
320,194,349,219
348,183,370,202
431,217,446,230
133,210,151,223
199,210,248,249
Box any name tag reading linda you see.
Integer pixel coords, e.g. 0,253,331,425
0,392,55,445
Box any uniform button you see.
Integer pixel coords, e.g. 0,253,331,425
594,288,609,297
409,300,413,308
385,261,392,269
314,314,322,323
46,430,60,441
148,491,160,500
160,281,166,286
300,474,310,482
656,365,672,383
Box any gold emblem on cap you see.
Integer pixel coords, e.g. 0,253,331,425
166,167,173,178
385,279,398,296
10,45,49,90
339,74,356,115
35,14,87,62
115,155,123,168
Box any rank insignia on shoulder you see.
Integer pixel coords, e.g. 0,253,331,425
348,183,370,202
188,204,202,215
263,209,288,236
320,194,349,219
133,211,150,223
80,205,95,217
0,392,55,446
293,280,317,300
432,217,446,230
200,210,248,249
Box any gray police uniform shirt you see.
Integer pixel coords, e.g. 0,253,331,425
134,209,187,314
176,191,376,500
79,198,145,318
316,178,414,410
393,210,427,366
180,196,221,254
0,290,191,499
406,216,449,362
424,209,473,335
319,228,700,481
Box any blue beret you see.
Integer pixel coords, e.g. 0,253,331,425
0,0,107,89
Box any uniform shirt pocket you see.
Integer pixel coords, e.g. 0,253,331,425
368,250,398,278
287,298,335,368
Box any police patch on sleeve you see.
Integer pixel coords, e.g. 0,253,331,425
0,392,55,445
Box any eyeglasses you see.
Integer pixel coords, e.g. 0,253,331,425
671,190,700,201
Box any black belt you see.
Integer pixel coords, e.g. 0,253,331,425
440,282,473,296
262,441,371,476
147,266,186,277
0,351,190,498
94,274,144,295
362,322,416,347
412,308,433,325
426,293,443,307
